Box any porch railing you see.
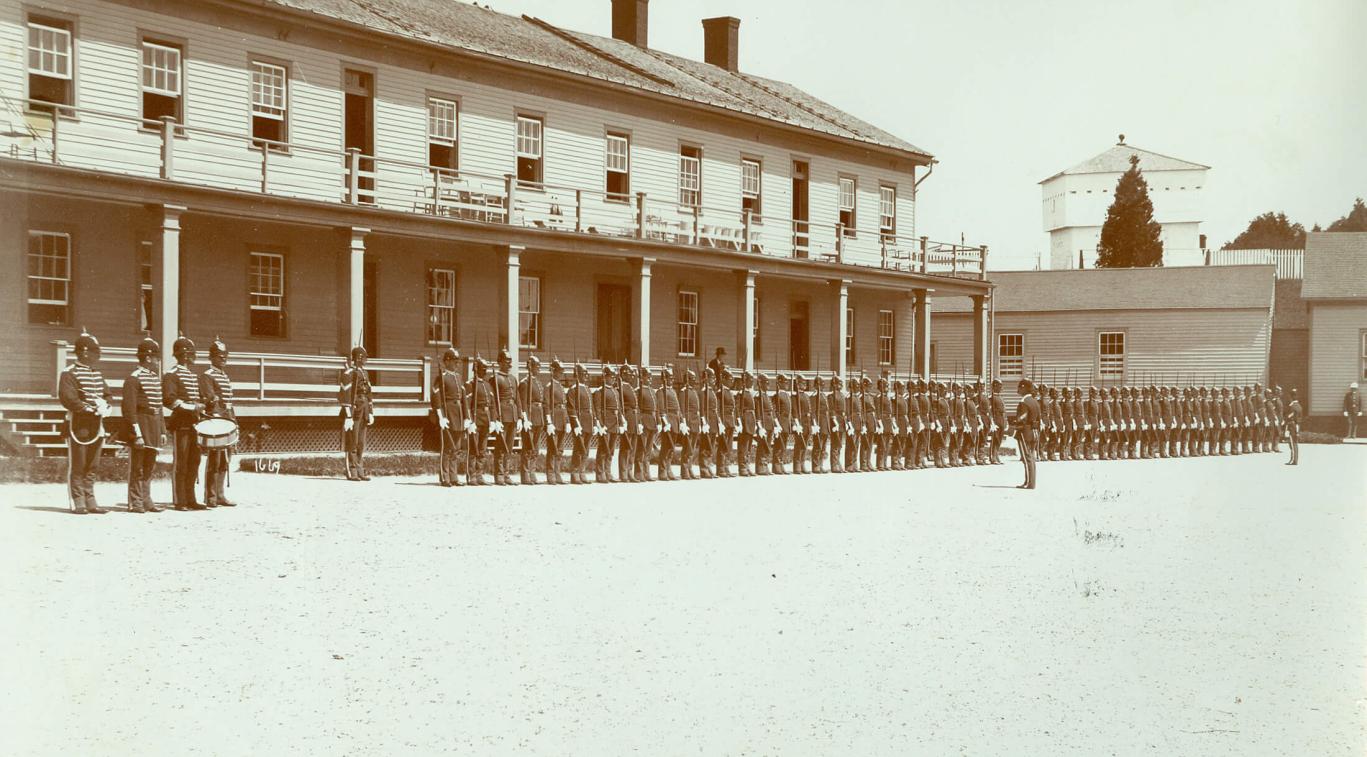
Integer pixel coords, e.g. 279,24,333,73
6,98,986,279
51,341,429,410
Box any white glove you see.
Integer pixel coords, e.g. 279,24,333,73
719,423,726,435
892,422,900,435
773,423,781,436
439,414,450,430
702,421,710,434
810,423,818,435
758,426,767,439
1085,424,1092,431
367,414,375,427
846,422,855,436
663,419,672,433
574,424,582,436
344,418,354,432
792,421,801,433
681,421,690,435
1345,411,1350,417
637,423,644,434
619,422,627,434
950,424,957,433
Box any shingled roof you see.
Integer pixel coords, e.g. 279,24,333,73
256,0,930,159
1040,142,1209,183
935,265,1275,313
1302,232,1367,300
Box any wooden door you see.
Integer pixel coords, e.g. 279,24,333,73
596,283,631,364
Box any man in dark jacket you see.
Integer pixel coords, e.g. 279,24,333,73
1285,388,1302,465
518,355,546,486
567,363,596,485
545,358,569,485
1345,382,1361,439
165,336,213,508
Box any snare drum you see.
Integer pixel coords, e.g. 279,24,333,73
195,417,239,450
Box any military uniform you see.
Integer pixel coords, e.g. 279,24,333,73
860,379,878,471
657,369,682,480
717,371,738,477
123,338,165,513
1013,381,1041,489
545,362,570,484
518,359,546,485
59,332,113,514
432,349,467,486
636,368,660,482
772,377,793,474
619,367,639,482
339,347,374,481
699,369,721,478
567,365,596,484
827,378,846,474
165,338,212,507
1285,390,1302,465
466,360,494,484
202,340,236,507
679,371,701,480
595,367,623,483
755,375,776,476
738,373,758,476
491,355,519,485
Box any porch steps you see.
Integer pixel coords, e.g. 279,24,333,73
0,401,69,458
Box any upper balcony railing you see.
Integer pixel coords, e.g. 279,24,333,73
4,99,986,280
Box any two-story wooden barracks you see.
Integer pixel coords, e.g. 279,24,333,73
0,0,993,455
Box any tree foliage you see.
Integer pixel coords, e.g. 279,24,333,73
1325,197,1367,232
1223,212,1307,249
1095,155,1164,268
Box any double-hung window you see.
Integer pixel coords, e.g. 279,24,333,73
879,185,896,238
249,252,285,337
27,230,71,325
141,39,183,128
516,115,543,187
878,309,895,366
27,16,73,112
1360,331,1367,381
519,276,541,350
428,97,458,173
138,241,154,332
838,177,857,236
1098,332,1125,379
250,60,288,147
679,146,702,209
426,268,456,345
677,290,699,357
998,333,1023,377
605,132,629,202
741,158,761,219
845,306,855,366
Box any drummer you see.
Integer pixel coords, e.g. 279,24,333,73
202,337,237,507
163,336,210,510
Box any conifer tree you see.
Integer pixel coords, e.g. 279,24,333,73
1096,155,1164,267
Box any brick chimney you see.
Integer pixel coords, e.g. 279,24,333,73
702,16,740,72
611,0,649,47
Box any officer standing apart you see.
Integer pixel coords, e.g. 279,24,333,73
202,338,237,507
123,336,165,513
340,346,374,481
1013,379,1041,490
1285,388,1302,465
164,336,210,509
60,330,114,514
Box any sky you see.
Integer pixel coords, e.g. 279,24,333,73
486,0,1367,270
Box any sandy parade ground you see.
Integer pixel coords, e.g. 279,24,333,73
2,446,1365,756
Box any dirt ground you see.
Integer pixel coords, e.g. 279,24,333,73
2,447,1364,756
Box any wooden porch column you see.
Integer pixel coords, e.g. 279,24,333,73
501,245,523,376
153,204,186,363
972,294,988,379
736,269,757,372
631,257,654,365
831,279,849,381
914,288,932,378
346,227,369,352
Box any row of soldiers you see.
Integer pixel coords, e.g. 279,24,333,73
1023,382,1298,461
59,331,237,514
426,348,1018,486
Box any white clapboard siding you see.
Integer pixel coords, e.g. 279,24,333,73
1,0,918,264
1308,303,1367,415
931,308,1273,387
